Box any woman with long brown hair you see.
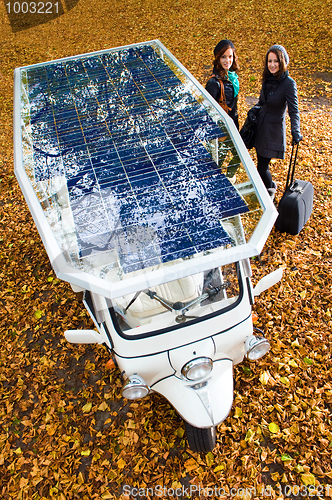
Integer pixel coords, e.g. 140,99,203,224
205,39,240,129
253,44,302,199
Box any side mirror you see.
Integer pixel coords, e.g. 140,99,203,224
253,267,284,297
65,329,104,344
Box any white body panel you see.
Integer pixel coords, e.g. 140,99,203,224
63,262,282,429
152,359,234,427
67,263,257,427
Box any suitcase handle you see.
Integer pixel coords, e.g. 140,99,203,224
285,143,299,190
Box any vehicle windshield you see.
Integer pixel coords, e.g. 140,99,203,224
110,262,241,335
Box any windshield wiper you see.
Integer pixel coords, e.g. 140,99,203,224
145,282,230,322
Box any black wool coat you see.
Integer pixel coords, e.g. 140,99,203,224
255,71,301,159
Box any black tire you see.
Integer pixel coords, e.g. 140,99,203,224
184,421,216,452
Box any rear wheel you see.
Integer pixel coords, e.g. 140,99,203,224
184,421,216,452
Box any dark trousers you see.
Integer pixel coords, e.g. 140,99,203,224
256,154,273,189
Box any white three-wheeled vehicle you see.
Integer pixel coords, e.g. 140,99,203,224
14,40,282,451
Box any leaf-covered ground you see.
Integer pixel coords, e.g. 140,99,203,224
0,0,332,498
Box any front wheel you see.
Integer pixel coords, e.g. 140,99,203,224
184,421,216,452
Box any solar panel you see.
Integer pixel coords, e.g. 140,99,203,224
15,41,276,298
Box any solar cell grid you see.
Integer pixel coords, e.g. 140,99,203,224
23,43,249,274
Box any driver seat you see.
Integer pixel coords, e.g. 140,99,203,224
113,273,204,327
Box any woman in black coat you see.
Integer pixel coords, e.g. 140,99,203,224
253,44,302,198
205,39,240,129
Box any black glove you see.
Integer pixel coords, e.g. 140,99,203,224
247,105,261,123
292,132,303,145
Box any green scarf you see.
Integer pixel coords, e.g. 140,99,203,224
227,71,239,98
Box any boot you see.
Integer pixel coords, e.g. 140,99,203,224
267,181,277,201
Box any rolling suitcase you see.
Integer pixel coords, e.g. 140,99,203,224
275,144,313,235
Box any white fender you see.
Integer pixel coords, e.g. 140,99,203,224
64,329,105,344
253,267,284,297
151,359,233,428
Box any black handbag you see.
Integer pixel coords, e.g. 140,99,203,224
240,105,261,150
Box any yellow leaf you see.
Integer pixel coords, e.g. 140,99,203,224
184,458,198,472
299,290,306,299
280,376,290,386
301,473,316,486
172,481,182,489
268,422,280,434
117,458,126,470
290,423,300,434
206,452,214,466
81,450,91,456
133,432,139,444
119,436,130,446
176,427,185,438
40,356,50,366
245,428,254,441
234,407,243,418
288,359,298,368
85,361,95,370
77,472,84,485
107,470,117,481
275,403,284,414
101,493,114,499
19,477,29,488
242,492,253,500
98,401,109,411
214,464,225,472
133,458,144,473
82,403,92,413
127,419,136,429
259,371,270,385
46,425,56,436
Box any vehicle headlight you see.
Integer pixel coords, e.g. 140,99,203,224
245,335,270,360
181,357,213,381
121,375,150,400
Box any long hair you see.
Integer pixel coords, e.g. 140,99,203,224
213,44,239,79
263,48,287,80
